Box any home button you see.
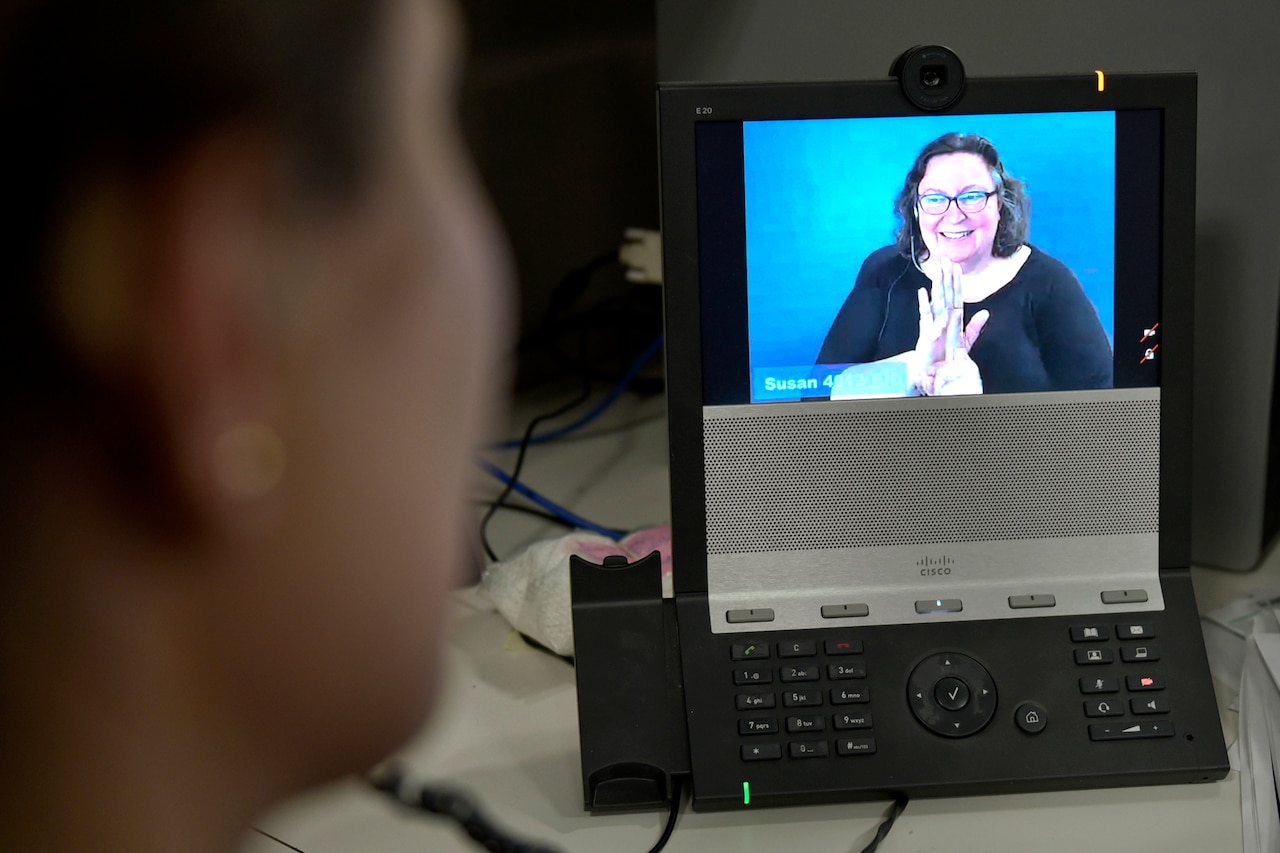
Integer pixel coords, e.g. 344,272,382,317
1015,701,1048,734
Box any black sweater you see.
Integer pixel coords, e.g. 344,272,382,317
815,245,1113,394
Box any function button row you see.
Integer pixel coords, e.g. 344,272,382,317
733,595,1150,624
1070,624,1156,643
1078,674,1166,695
730,639,864,661
728,606,876,622
1084,696,1171,718
1073,646,1161,666
1079,674,1166,694
737,596,1072,620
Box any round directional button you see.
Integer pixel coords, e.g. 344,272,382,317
907,652,997,738
934,676,970,711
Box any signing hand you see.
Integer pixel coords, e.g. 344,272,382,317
914,259,989,395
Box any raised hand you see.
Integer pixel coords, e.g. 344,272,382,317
914,259,989,395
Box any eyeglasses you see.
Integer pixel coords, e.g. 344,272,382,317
917,190,997,216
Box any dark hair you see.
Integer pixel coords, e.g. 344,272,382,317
892,132,1030,262
0,1,383,443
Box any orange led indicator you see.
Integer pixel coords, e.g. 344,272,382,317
1095,70,1105,92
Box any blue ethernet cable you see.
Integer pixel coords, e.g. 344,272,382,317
477,459,626,541
494,333,662,449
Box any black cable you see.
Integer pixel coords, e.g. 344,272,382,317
368,766,687,853
368,767,562,853
519,248,662,394
645,777,684,853
856,796,908,853
475,498,576,530
478,374,592,562
250,826,308,853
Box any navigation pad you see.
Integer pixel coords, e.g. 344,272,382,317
908,652,997,737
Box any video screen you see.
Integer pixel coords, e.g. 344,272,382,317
692,109,1163,405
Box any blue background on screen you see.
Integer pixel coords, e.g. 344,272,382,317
743,112,1116,388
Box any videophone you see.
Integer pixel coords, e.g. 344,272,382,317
571,47,1228,812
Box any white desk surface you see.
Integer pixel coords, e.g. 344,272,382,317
238,391,1257,853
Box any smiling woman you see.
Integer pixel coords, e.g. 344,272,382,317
0,2,511,852
816,132,1112,396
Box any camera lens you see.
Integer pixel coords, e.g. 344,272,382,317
891,46,965,111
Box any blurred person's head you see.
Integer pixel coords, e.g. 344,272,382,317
0,0,510,849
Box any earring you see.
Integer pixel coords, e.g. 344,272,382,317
211,422,286,499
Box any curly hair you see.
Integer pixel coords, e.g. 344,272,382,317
892,132,1031,262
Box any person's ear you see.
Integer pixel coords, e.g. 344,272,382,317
53,128,290,533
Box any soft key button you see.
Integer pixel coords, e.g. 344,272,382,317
1100,589,1148,605
821,603,869,618
1008,594,1056,609
915,598,963,614
726,608,775,624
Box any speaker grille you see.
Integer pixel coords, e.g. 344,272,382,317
704,400,1159,554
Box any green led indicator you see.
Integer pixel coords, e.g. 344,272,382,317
743,781,750,804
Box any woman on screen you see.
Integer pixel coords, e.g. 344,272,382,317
815,132,1112,396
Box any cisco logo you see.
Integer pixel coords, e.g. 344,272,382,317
917,556,955,576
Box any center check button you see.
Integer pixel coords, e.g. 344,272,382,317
934,676,970,711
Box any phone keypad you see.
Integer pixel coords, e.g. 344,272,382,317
733,637,875,762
